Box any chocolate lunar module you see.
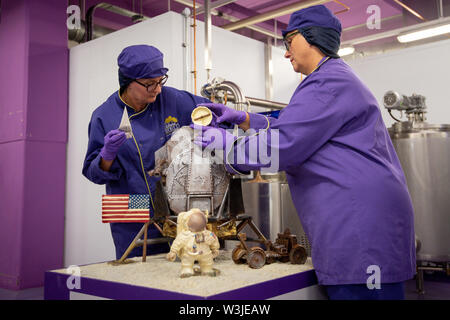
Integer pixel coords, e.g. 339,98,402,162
115,126,307,267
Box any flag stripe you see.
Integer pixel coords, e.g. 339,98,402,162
102,219,148,223
102,210,148,213
103,213,148,218
101,194,150,223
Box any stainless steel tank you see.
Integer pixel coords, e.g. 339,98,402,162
384,91,450,263
240,172,311,256
388,121,450,262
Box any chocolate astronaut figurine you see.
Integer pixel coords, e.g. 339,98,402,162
166,209,220,278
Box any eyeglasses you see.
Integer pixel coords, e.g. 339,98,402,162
283,31,299,51
134,75,169,92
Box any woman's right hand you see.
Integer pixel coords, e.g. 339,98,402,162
99,129,127,161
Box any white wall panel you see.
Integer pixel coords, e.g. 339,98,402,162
272,46,303,105
190,18,266,105
346,39,450,127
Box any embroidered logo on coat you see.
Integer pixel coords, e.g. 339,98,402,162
164,116,180,136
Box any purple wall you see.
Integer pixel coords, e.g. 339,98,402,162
0,0,68,290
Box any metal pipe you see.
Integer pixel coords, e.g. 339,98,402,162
204,0,212,81
196,0,238,16
202,79,246,111
332,0,349,15
393,0,426,21
222,0,328,31
265,40,274,101
68,20,115,43
222,12,283,40
182,8,191,91
202,80,287,111
243,96,287,110
226,94,287,110
219,81,246,111
192,0,198,94
174,0,282,39
86,2,150,41
438,0,444,19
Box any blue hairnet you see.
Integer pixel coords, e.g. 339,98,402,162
282,5,342,58
117,45,169,88
299,26,341,58
118,70,134,89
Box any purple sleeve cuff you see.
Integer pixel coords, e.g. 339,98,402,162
88,154,122,183
248,113,270,130
224,137,251,176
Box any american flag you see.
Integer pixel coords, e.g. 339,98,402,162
102,194,150,223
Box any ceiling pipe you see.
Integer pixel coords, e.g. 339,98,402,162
86,2,150,41
68,20,115,43
393,0,426,21
332,0,349,15
222,0,329,31
196,0,238,16
174,0,283,39
173,0,236,15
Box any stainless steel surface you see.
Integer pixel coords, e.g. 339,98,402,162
265,41,274,101
240,181,282,241
201,78,248,112
201,78,287,111
389,122,450,262
182,8,191,91
240,179,311,255
245,96,287,110
204,0,212,81
221,0,328,31
221,94,287,110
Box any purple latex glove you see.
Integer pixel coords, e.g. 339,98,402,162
190,124,236,153
198,103,247,125
99,129,127,161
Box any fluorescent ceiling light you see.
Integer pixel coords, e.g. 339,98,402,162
338,46,355,56
397,23,450,43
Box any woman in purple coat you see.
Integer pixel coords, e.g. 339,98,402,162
195,5,416,300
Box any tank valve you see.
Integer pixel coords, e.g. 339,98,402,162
383,91,427,123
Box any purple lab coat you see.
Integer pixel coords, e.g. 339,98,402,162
230,58,416,285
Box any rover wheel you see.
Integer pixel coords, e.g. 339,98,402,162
232,246,246,264
289,245,307,264
247,247,266,269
